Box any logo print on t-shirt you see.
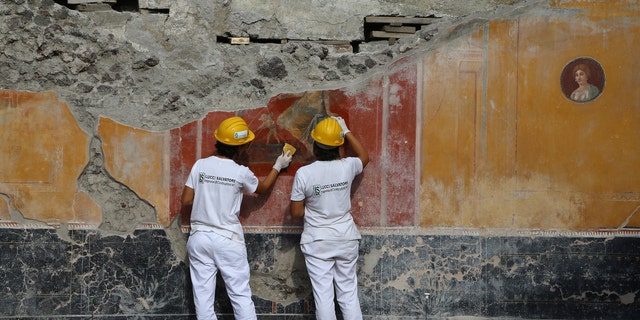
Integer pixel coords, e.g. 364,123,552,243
313,185,321,196
198,172,236,186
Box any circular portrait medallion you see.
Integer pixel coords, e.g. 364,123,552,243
560,57,605,103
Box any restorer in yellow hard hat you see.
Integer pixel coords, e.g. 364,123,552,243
290,115,369,320
181,116,292,320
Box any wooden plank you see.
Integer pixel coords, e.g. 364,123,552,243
365,16,439,25
371,30,416,39
382,25,416,34
231,37,250,45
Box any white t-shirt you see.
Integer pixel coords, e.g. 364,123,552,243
185,156,259,243
291,157,363,244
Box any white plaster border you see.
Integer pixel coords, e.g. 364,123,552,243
0,221,639,238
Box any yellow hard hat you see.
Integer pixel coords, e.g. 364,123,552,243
214,116,255,145
310,117,344,147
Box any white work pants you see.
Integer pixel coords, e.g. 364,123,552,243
301,240,363,320
187,231,257,320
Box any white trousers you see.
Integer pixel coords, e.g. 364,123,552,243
301,240,363,320
187,231,257,320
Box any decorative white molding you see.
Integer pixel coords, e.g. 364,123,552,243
0,220,638,238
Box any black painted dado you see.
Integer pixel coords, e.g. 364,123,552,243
0,228,638,319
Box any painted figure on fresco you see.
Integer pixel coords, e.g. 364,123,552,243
570,63,600,102
181,116,292,320
275,90,335,155
257,112,281,144
290,115,369,320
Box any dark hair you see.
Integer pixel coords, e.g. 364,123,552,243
215,141,240,159
313,142,340,161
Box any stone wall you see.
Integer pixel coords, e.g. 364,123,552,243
2,228,638,319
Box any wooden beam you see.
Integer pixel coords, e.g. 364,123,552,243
365,16,438,25
382,25,416,34
230,37,250,45
371,30,416,39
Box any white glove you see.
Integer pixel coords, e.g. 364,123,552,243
332,116,350,137
273,151,292,172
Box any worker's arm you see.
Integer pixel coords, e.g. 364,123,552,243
181,186,194,206
333,116,369,169
254,151,292,194
290,200,305,218
344,132,369,169
255,167,281,194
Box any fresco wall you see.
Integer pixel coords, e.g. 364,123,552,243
1,80,417,230
1,1,639,319
0,91,97,225
3,3,638,233
421,1,640,231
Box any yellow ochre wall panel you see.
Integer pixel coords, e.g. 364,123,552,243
0,91,97,224
97,117,171,226
420,2,640,231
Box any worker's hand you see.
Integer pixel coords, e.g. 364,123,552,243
273,151,292,172
332,116,350,137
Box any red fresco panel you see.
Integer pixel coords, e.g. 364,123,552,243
324,81,384,227
386,61,417,226
170,85,386,228
238,102,301,226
